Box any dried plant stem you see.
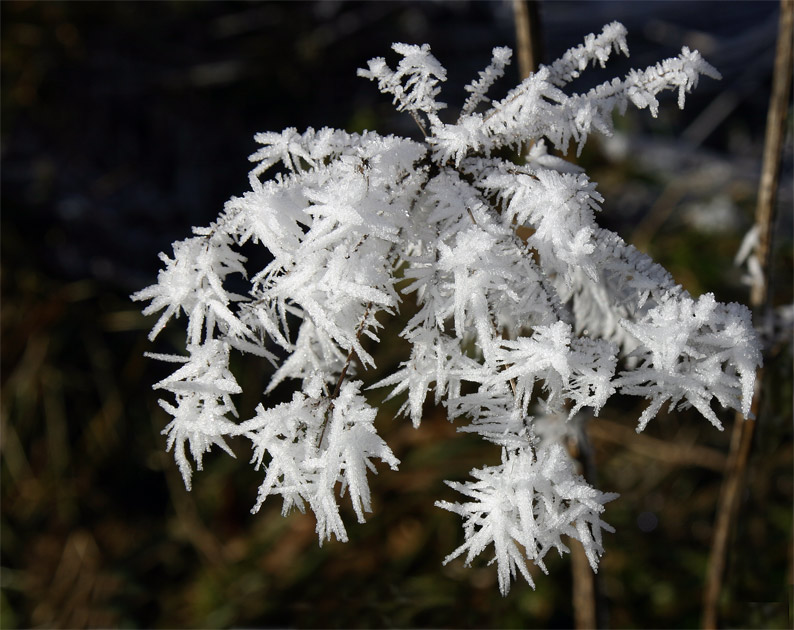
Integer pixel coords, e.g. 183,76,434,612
702,2,793,628
512,0,542,81
570,425,605,630
513,5,599,625
571,540,597,628
331,303,373,401
750,0,793,308
702,392,762,629
318,303,373,448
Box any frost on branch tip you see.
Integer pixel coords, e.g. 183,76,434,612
234,381,399,544
436,444,617,595
134,22,760,594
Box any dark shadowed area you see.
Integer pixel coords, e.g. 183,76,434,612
2,1,791,628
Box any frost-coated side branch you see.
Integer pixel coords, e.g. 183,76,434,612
134,22,761,596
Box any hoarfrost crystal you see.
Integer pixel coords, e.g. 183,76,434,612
134,23,761,594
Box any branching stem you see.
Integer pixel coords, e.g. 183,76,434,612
317,303,374,448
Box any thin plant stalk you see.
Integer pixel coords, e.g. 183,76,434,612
512,0,542,81
512,3,599,626
702,1,793,627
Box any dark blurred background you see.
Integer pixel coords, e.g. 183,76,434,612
1,1,791,628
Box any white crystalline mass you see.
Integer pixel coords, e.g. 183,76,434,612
234,381,399,544
436,445,618,595
615,294,761,431
133,23,761,595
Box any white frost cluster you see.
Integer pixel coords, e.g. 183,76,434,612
237,381,399,544
437,445,618,595
133,23,761,594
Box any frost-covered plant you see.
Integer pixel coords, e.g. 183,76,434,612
133,23,762,595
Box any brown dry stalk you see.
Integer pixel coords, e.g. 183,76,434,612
517,2,599,618
317,303,373,448
571,541,598,629
750,1,793,308
512,0,542,81
702,1,793,628
510,6,599,626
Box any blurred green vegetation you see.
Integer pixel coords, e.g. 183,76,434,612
2,1,792,628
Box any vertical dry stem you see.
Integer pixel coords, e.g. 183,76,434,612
515,3,598,621
750,0,793,308
512,5,599,627
570,429,605,630
513,9,598,629
512,0,542,81
571,541,598,628
702,1,793,627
